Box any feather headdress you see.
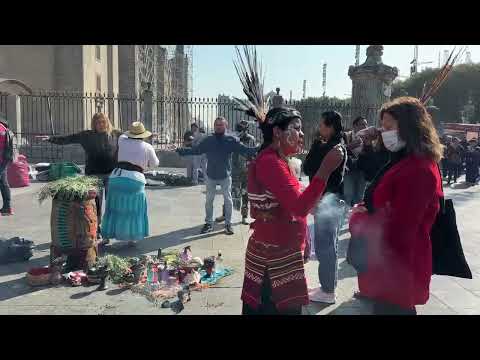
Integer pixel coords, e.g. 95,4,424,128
419,46,466,105
232,46,272,123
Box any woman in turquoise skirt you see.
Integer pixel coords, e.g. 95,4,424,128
102,122,159,247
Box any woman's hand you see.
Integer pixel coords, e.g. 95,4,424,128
315,144,344,181
350,204,368,215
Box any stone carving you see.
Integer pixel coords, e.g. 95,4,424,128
348,45,398,127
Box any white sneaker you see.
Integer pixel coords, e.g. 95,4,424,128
309,287,336,304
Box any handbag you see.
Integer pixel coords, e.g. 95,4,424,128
430,166,472,279
346,235,368,274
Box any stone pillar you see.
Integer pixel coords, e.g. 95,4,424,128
5,95,22,153
143,82,153,139
271,87,284,108
348,45,398,128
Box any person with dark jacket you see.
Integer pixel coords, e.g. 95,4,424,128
356,131,390,184
37,113,121,242
445,137,464,185
177,117,258,235
0,114,13,216
303,111,347,304
343,116,368,207
465,139,480,185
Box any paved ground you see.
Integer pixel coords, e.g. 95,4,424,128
1,170,479,315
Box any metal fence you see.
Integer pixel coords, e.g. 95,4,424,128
2,91,380,163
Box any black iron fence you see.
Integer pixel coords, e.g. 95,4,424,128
2,91,381,164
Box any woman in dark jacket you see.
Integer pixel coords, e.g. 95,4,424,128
356,131,390,184
349,97,443,315
38,113,122,242
303,111,347,304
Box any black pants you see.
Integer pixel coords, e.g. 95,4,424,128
241,274,303,315
94,175,109,234
372,301,417,315
0,166,11,210
447,163,461,184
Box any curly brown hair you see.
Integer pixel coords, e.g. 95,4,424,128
380,97,444,162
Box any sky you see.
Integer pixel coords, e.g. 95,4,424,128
192,45,480,100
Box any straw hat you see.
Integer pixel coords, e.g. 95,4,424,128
125,122,152,139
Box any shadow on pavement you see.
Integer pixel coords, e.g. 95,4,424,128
106,287,129,296
0,276,47,302
325,298,372,315
0,255,50,277
338,259,357,281
101,222,241,258
70,289,97,300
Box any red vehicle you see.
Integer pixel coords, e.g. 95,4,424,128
443,123,480,141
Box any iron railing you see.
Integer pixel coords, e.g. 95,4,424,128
3,91,381,164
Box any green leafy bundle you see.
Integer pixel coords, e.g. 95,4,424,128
37,176,102,204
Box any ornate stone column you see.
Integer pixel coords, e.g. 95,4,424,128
348,45,398,127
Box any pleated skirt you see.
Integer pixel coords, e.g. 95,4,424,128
102,175,149,241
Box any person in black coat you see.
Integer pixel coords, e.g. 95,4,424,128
356,130,390,184
465,139,480,185
303,111,347,304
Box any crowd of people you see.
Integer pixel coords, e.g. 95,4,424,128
0,93,471,315
441,135,480,186
236,95,447,316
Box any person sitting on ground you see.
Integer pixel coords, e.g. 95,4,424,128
101,122,159,248
176,117,258,236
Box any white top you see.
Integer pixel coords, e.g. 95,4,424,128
110,168,146,184
117,134,159,171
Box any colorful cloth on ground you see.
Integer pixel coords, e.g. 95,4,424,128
102,169,149,241
242,147,327,311
199,267,233,285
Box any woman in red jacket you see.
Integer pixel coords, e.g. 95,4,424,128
241,107,344,315
349,97,444,315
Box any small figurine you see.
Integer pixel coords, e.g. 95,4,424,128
180,246,192,262
96,265,108,291
203,256,216,278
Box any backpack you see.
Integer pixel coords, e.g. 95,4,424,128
0,121,14,163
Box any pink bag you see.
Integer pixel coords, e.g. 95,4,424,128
7,155,30,188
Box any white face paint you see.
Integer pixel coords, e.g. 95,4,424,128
283,119,303,155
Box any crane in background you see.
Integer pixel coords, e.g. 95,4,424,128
322,62,327,97
410,45,433,76
355,45,360,66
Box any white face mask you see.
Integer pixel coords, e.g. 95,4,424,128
381,129,406,152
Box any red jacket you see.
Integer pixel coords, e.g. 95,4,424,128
248,147,326,251
349,153,443,309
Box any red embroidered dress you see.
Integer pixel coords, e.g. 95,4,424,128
241,147,327,311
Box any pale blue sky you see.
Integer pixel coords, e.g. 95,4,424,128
192,45,479,100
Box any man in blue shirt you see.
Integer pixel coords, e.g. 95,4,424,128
177,117,257,235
